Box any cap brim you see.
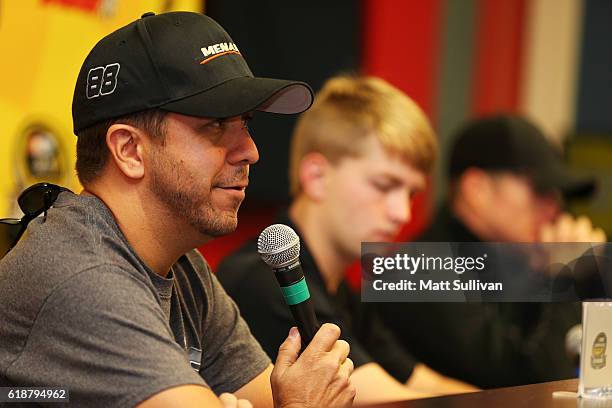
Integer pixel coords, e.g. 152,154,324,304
534,166,597,199
160,76,313,118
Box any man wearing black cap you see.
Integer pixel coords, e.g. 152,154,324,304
0,12,355,408
379,114,605,388
441,115,601,243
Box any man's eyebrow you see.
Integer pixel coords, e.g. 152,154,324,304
374,173,427,192
373,174,403,185
194,117,221,128
193,113,254,131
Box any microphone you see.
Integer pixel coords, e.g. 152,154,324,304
565,324,582,375
258,224,321,349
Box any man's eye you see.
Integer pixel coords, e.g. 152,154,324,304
242,116,253,129
199,119,226,135
200,119,223,131
210,119,224,129
373,182,393,193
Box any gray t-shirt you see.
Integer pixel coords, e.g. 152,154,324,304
0,192,270,406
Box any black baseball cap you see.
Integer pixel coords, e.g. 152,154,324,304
449,115,596,198
72,11,313,133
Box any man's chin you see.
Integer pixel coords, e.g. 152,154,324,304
199,213,239,238
207,224,238,238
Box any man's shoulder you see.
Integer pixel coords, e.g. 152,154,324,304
45,264,158,308
0,196,158,335
418,204,480,242
3,193,131,267
0,235,152,303
0,259,154,316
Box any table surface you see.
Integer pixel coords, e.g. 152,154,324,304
363,379,612,408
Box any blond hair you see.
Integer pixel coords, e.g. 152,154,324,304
289,75,437,196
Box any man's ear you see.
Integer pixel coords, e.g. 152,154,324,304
459,167,492,208
299,152,330,201
106,124,146,180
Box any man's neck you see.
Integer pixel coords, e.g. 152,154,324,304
83,182,203,278
289,198,351,294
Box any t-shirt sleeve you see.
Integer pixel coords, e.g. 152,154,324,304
359,307,417,383
5,266,206,407
192,253,271,394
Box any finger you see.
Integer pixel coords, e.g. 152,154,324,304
556,213,574,242
237,399,253,408
330,359,354,392
339,357,354,378
335,359,356,406
574,216,592,242
303,323,341,354
330,339,350,365
344,382,357,405
592,228,607,243
220,393,238,408
274,327,301,375
539,223,554,243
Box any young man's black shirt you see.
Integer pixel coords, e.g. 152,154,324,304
217,212,417,383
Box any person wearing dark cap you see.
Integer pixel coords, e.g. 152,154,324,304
378,114,606,388
0,12,355,408
443,115,601,243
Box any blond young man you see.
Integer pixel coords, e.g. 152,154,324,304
218,75,477,404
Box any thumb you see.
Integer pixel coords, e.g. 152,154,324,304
219,393,238,408
274,327,301,374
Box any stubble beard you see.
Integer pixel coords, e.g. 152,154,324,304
148,153,241,238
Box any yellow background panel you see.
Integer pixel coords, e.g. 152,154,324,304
0,0,202,217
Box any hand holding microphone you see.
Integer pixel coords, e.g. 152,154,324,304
259,224,356,407
257,224,321,348
271,324,356,408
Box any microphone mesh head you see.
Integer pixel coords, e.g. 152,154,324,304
565,324,582,356
257,224,301,268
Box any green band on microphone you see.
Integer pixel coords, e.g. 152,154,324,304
280,278,310,305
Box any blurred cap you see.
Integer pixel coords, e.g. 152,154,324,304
72,11,313,133
449,115,596,198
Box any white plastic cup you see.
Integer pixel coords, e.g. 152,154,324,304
579,301,612,399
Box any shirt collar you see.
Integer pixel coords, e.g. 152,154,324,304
274,210,326,289
273,210,349,317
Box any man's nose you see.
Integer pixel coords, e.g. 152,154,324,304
387,190,411,225
228,128,259,165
